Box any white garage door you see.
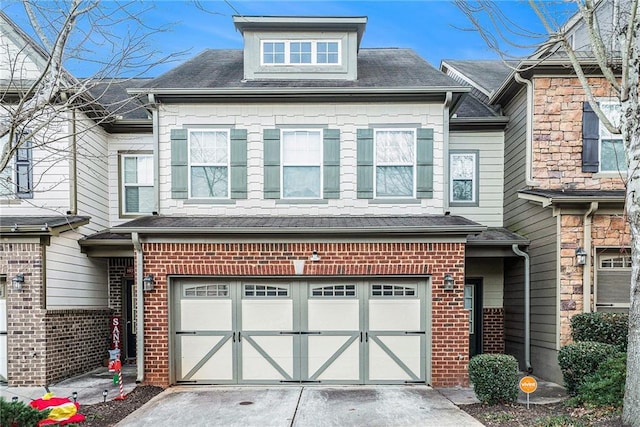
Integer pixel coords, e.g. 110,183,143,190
172,279,429,385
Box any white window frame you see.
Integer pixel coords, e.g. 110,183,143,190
121,153,154,215
598,100,624,173
243,284,290,298
310,284,357,298
183,283,229,298
370,284,417,298
260,40,342,66
281,128,323,199
373,128,416,199
187,129,230,199
449,151,478,205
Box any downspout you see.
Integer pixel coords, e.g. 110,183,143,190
149,94,160,213
583,202,598,313
68,108,78,214
514,73,540,187
443,91,453,208
132,232,145,383
512,244,532,372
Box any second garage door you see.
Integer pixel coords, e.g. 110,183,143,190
172,279,429,385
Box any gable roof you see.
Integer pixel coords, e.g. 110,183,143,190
135,48,466,93
441,60,515,97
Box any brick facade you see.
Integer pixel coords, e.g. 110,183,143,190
140,241,469,387
482,307,504,354
45,309,113,383
108,258,134,313
1,241,116,385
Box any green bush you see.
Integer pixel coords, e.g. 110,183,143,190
557,341,618,395
570,312,628,351
572,353,626,407
0,397,50,427
468,354,519,404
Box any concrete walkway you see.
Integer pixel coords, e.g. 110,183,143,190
116,386,485,427
0,365,137,405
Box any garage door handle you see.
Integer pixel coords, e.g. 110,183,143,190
404,331,426,335
360,332,363,342
365,332,368,342
176,331,196,335
232,332,236,342
300,331,321,335
595,303,614,307
279,331,298,335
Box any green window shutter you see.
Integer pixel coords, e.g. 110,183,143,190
170,128,188,199
416,128,434,199
263,129,281,199
356,128,374,199
230,129,248,199
582,102,600,173
323,129,340,199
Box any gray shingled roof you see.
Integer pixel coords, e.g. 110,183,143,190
87,79,152,120
443,60,515,94
111,215,484,235
520,189,626,203
454,94,501,118
467,227,529,245
144,49,462,89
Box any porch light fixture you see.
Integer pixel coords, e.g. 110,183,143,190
309,250,320,262
443,273,455,291
142,274,155,291
575,247,587,266
12,273,24,291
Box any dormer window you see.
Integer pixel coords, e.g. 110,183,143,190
261,40,341,66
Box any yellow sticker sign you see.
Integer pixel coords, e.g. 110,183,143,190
519,376,538,394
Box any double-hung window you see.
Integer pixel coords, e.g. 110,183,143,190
282,130,322,198
189,130,229,198
122,154,154,214
599,101,624,173
374,129,415,198
261,40,341,65
450,151,478,205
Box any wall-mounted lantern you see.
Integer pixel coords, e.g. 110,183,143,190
443,273,455,291
142,274,155,291
12,273,24,291
575,247,587,266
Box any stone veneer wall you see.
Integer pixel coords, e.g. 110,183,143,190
45,309,113,383
482,307,504,354
140,241,469,387
559,214,630,346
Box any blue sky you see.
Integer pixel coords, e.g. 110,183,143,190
3,1,579,77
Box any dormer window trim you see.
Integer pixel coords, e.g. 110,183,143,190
260,39,342,66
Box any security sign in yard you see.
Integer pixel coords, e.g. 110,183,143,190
519,376,538,409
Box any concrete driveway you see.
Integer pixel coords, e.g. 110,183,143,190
116,386,483,427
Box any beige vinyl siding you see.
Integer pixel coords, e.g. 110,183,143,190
465,258,504,307
45,232,108,308
502,87,561,382
158,102,446,216
75,115,109,231
449,131,504,226
107,133,154,226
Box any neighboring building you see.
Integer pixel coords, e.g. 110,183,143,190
444,2,629,383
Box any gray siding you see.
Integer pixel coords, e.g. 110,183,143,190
503,87,560,381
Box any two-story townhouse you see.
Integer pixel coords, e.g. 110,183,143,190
78,15,528,388
0,11,153,385
446,2,629,384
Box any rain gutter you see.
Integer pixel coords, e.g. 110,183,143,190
512,244,532,372
132,232,145,383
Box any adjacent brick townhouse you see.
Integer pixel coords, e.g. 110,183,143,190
442,0,629,383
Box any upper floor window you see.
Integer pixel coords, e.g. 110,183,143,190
0,133,32,199
374,129,415,198
122,154,153,215
282,130,322,198
189,130,229,198
261,40,341,66
599,101,623,173
450,151,478,205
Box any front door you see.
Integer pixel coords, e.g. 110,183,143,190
123,278,137,359
465,279,483,357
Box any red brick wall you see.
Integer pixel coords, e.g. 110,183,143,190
140,241,468,387
109,258,134,314
45,309,113,383
1,242,47,386
482,308,504,353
